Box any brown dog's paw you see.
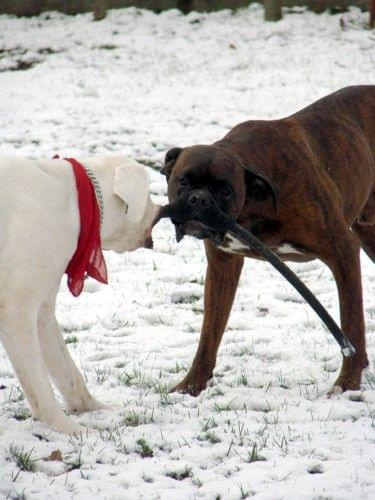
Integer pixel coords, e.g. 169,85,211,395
328,357,368,397
170,378,208,396
327,385,344,398
328,376,361,397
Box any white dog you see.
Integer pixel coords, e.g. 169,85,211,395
0,153,159,433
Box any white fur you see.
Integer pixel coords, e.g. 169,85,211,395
276,243,304,256
219,235,248,254
219,237,306,258
113,159,150,224
0,153,159,434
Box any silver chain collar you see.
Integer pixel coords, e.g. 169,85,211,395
82,165,104,227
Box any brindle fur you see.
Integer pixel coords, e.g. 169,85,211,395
164,86,375,396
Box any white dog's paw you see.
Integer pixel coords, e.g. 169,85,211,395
34,413,87,435
83,398,109,412
55,421,87,435
50,418,88,435
69,397,109,414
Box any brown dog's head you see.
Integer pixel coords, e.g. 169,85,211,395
160,145,277,245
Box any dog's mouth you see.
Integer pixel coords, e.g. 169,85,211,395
174,220,225,246
158,199,233,246
143,232,153,249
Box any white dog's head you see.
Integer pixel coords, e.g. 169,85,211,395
87,155,160,253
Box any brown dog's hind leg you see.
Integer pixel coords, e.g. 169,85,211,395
170,242,244,396
353,222,375,263
318,226,369,392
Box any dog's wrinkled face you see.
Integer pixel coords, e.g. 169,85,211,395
161,145,277,245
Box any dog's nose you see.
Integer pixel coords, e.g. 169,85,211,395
143,226,154,249
188,190,213,209
143,235,153,249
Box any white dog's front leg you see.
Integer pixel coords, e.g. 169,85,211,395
37,296,107,413
0,306,83,434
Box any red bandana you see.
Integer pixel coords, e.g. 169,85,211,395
56,157,108,296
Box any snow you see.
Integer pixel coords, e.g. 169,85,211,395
0,4,375,499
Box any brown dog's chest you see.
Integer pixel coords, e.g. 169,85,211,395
218,233,314,262
217,211,315,262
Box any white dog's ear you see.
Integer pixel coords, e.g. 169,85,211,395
113,163,150,224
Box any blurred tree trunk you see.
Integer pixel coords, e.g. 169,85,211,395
93,0,107,20
370,0,375,27
178,0,194,13
264,0,282,21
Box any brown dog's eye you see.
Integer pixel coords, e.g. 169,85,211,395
219,186,231,197
178,177,190,188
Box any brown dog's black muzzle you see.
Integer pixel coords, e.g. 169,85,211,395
188,189,216,211
160,191,233,245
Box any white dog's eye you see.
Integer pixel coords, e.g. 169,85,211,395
124,202,129,214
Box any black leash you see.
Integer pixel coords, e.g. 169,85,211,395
225,220,355,358
160,203,355,358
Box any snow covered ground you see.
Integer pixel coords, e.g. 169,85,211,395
0,4,375,499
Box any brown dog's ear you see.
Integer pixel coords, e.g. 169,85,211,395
245,169,279,212
160,147,183,180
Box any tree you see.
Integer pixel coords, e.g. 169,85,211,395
93,0,107,21
264,0,282,22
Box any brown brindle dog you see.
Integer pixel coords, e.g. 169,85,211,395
161,85,375,396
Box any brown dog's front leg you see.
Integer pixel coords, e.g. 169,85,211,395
171,241,244,396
